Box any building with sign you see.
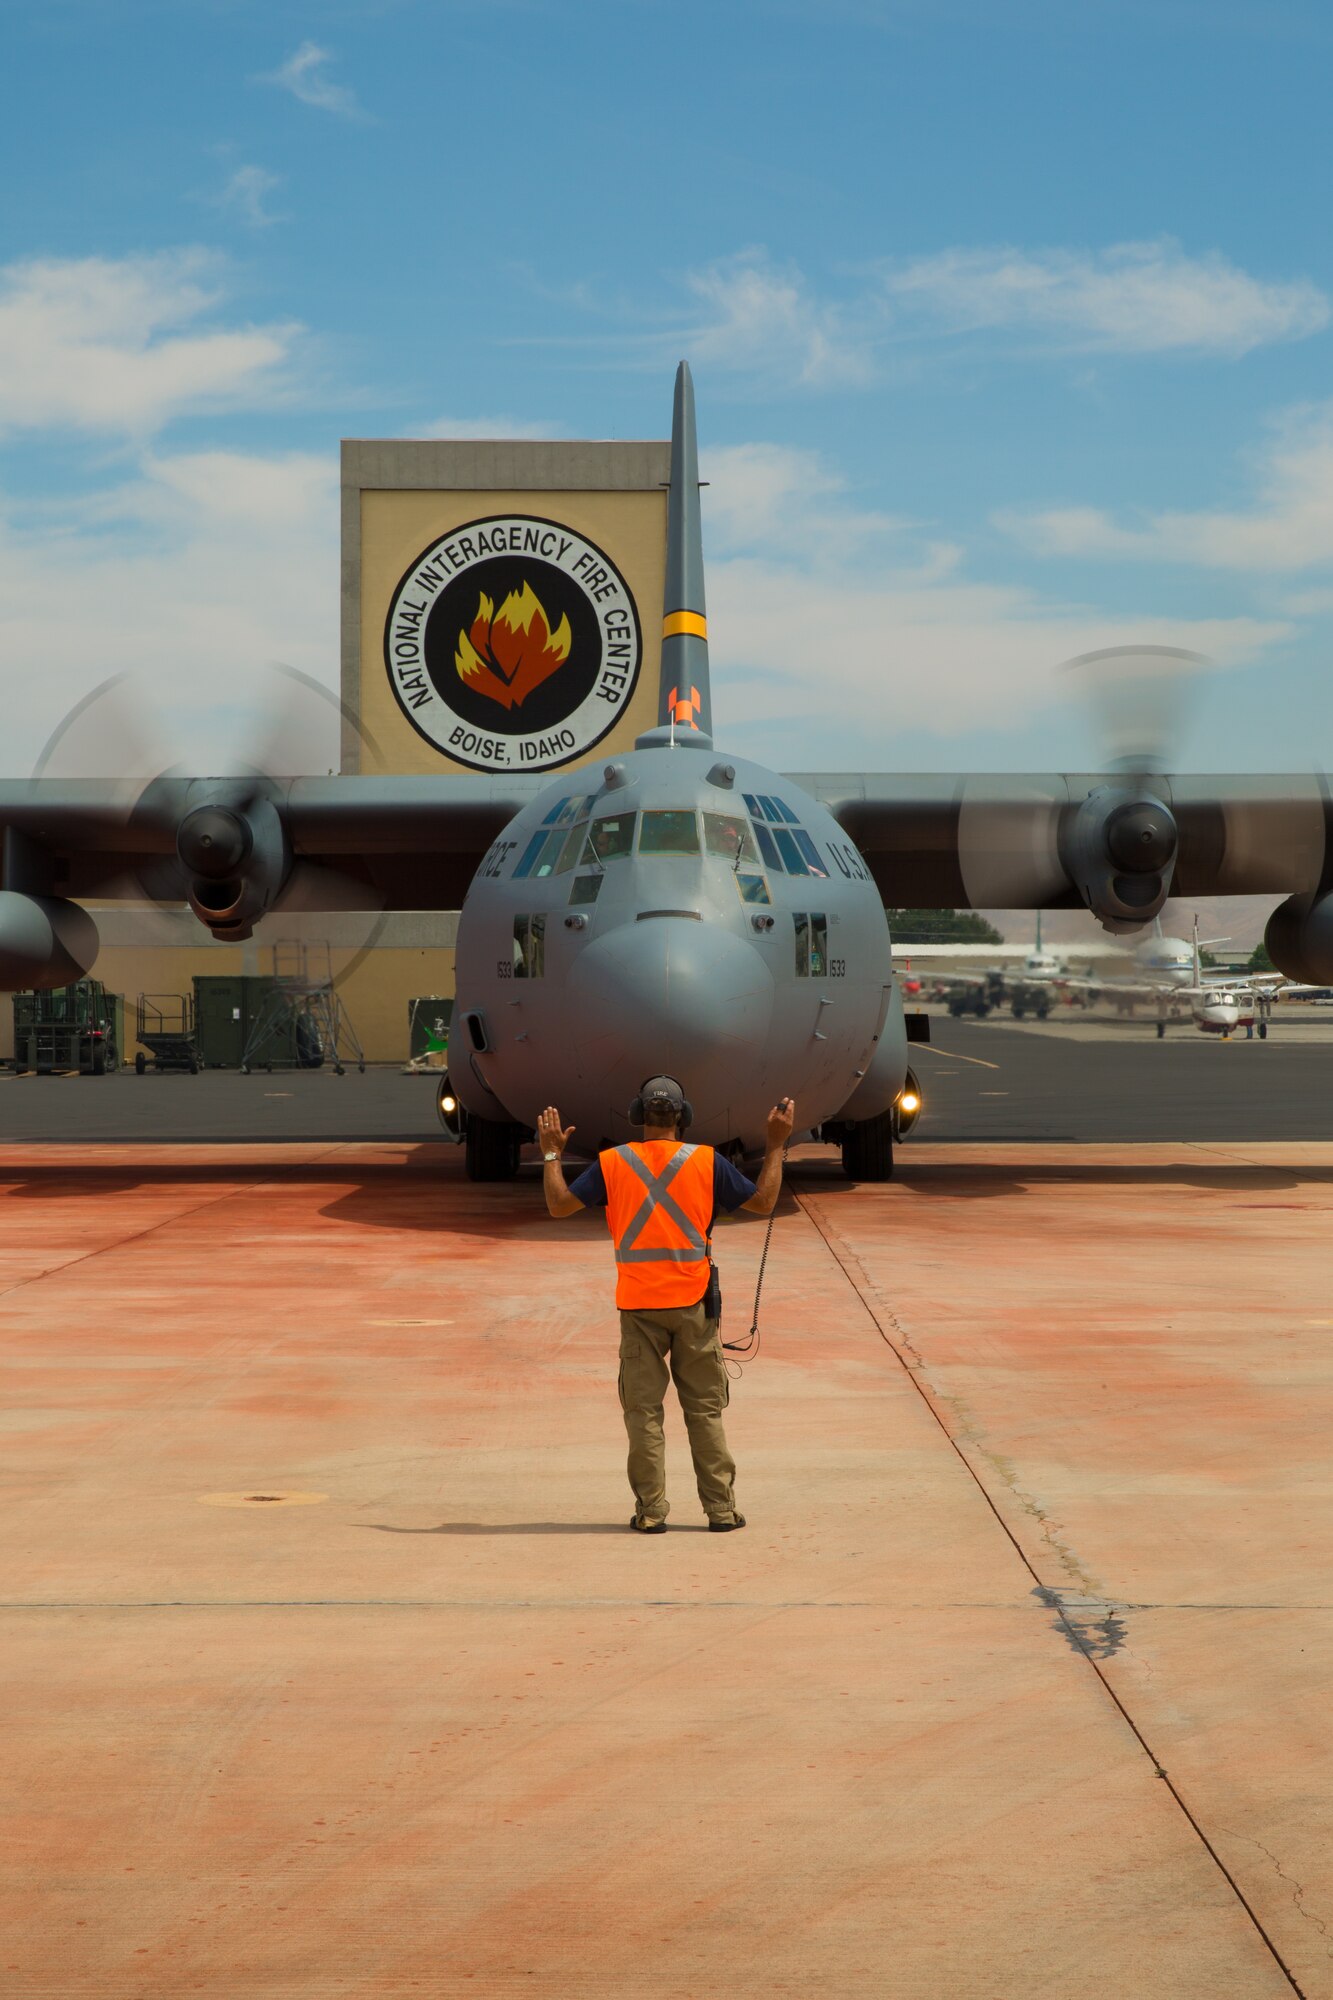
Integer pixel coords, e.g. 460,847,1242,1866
3,439,671,1069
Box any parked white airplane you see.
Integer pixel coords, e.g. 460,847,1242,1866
1075,917,1284,1037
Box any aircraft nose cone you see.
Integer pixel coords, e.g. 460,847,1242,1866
566,917,775,1117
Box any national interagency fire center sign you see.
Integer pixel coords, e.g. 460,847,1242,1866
384,516,641,772
341,439,669,777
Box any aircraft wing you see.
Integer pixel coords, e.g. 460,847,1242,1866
0,772,547,917
787,772,1332,913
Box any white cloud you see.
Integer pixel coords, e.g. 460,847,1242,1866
676,250,876,388
692,438,1287,759
1002,402,1333,571
216,165,285,229
258,42,365,119
709,555,1283,756
0,449,340,775
0,251,300,437
704,441,959,579
413,415,567,440
881,240,1328,356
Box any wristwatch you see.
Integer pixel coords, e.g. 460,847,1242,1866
543,1151,560,1163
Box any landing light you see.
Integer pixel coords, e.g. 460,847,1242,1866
442,1095,457,1114
900,1091,920,1114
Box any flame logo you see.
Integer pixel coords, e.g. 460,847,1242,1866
454,582,572,710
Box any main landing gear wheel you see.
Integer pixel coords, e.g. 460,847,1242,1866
841,1109,895,1182
465,1113,522,1182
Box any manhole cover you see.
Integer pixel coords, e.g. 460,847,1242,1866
198,1491,329,1509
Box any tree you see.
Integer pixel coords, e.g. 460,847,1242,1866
1248,939,1275,972
886,908,1004,945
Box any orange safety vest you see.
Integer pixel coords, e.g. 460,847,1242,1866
600,1140,716,1311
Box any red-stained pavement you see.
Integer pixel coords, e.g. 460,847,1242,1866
2,1140,1330,1998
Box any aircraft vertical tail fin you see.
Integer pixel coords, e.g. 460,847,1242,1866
654,361,713,746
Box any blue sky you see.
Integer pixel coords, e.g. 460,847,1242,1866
4,0,1333,776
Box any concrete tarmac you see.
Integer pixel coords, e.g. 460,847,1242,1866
3,1138,1331,1996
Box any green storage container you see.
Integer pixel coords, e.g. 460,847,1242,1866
193,975,301,1069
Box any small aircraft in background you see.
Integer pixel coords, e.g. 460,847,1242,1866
905,914,1091,1019
1072,917,1285,1037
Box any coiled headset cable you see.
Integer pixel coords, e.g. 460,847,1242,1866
722,1145,788,1375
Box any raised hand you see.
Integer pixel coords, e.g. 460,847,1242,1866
765,1097,795,1149
537,1105,576,1156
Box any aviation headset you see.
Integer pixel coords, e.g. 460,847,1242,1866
628,1074,694,1129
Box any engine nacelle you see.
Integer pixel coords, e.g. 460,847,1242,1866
177,792,291,941
1265,890,1333,986
1059,786,1178,933
0,892,99,991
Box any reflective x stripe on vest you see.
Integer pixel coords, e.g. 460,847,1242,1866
615,1144,708,1262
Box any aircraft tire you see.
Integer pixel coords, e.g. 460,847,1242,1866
466,1113,521,1182
1259,1022,1268,1039
841,1110,894,1182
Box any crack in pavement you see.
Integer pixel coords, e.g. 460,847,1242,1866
1223,1832,1333,1961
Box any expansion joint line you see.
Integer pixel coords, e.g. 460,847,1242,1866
795,1189,1311,2000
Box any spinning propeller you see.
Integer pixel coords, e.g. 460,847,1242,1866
32,662,389,981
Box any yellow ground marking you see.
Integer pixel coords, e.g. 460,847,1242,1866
199,1491,329,1508
916,1043,1000,1071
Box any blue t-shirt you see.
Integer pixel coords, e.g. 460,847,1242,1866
568,1147,757,1223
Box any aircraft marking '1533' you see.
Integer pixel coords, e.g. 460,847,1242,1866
0,364,1331,1178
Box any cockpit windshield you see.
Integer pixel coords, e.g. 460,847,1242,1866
703,813,759,864
585,813,636,862
640,811,700,855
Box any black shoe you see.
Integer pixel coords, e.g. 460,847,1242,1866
708,1514,746,1532
630,1514,667,1534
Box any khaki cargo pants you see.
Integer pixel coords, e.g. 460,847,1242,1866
618,1300,738,1524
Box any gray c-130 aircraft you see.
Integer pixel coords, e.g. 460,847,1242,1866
1,361,1332,1179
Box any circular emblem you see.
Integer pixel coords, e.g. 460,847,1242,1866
384,515,643,772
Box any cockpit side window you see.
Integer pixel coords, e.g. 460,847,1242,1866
541,797,570,826
556,820,589,873
551,795,591,828
774,828,809,875
569,874,602,906
640,811,700,855
586,813,636,862
525,830,567,879
752,822,783,872
512,831,550,880
793,830,829,878
704,813,759,864
735,874,771,905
